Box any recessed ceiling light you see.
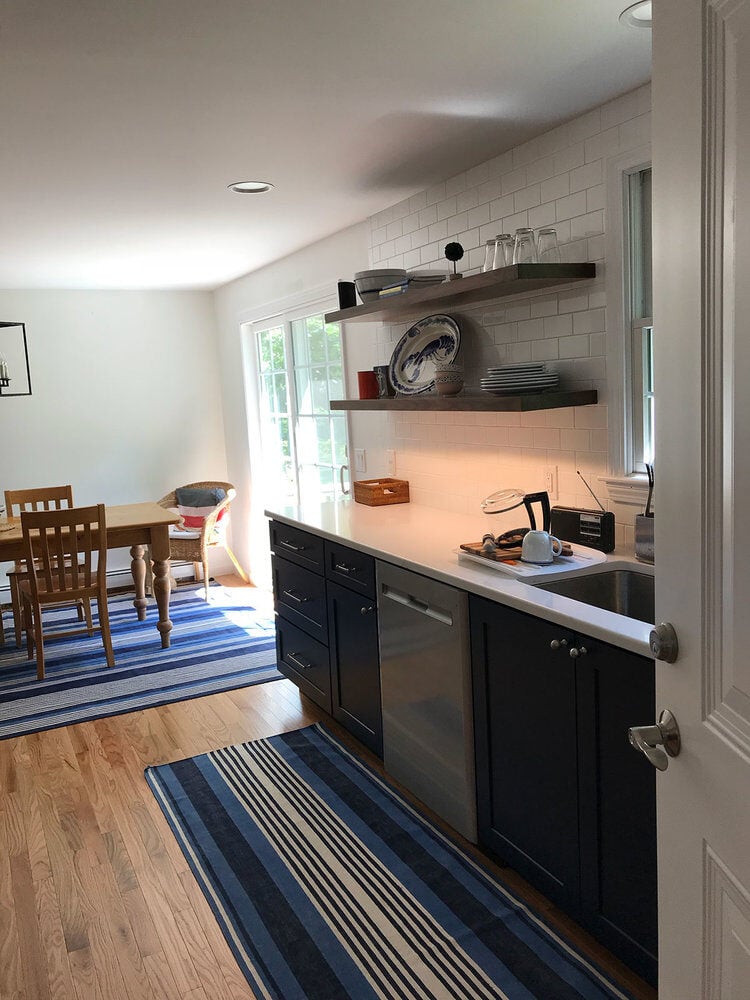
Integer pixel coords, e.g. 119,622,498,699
227,180,274,194
619,1,652,28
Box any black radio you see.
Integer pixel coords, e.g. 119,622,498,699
550,505,616,553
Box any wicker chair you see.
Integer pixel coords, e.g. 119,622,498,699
151,481,248,594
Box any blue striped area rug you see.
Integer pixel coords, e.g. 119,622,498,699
146,724,635,1000
0,585,279,739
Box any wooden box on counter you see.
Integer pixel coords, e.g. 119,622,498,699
353,478,410,506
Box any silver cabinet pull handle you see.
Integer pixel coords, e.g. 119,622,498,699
628,709,681,771
569,645,587,658
282,588,310,604
280,539,304,552
334,562,357,574
287,652,312,671
360,605,374,615
550,638,568,650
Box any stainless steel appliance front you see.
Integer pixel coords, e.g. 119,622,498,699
377,561,477,842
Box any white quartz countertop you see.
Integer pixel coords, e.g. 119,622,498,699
265,499,655,658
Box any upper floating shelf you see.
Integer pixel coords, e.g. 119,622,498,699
325,262,597,323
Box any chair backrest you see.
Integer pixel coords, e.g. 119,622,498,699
21,504,107,599
5,485,74,517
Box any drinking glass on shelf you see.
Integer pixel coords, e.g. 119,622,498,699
492,234,514,269
537,227,561,263
512,228,538,264
482,239,496,272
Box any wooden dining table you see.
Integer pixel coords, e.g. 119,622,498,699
0,501,181,648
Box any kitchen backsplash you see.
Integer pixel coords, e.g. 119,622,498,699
353,84,651,550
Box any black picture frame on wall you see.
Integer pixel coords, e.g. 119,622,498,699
0,322,32,396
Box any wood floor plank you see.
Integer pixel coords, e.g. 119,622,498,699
173,905,236,1000
142,954,183,1000
9,851,51,1000
15,762,52,882
0,813,24,999
33,876,77,1000
68,946,105,1000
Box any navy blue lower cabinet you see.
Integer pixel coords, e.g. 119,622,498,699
327,579,382,758
469,595,657,988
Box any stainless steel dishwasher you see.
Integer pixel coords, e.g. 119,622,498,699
377,561,477,842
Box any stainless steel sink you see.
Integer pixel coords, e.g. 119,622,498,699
531,569,655,624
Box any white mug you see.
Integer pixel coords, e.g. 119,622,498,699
521,529,563,564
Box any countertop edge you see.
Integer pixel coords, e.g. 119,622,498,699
265,501,654,659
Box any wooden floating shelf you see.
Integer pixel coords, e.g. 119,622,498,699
330,389,598,412
325,263,596,323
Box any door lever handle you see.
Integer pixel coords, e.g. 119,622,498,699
628,709,681,771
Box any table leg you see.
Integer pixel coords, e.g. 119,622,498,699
130,544,148,621
149,525,173,649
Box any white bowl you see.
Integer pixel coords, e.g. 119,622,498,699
354,268,407,299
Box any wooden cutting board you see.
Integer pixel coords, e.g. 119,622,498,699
460,539,574,562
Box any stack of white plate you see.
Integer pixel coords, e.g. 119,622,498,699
480,362,559,395
407,270,448,288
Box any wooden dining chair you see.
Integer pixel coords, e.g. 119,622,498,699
5,485,84,647
20,503,114,680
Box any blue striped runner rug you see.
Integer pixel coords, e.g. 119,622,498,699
146,723,635,1000
0,585,279,739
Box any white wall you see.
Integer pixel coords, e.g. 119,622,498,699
0,289,228,585
362,84,651,546
213,222,370,585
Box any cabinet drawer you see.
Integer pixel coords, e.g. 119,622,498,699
272,556,328,642
324,540,376,598
275,617,331,713
269,520,324,573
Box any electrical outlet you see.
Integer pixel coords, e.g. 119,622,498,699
354,448,366,474
385,449,396,475
544,465,558,500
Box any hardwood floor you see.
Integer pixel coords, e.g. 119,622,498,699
0,578,657,1000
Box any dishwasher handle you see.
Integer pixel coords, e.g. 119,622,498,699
381,583,454,626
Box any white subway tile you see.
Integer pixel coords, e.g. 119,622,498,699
543,314,573,338
429,219,448,242
501,167,527,194
487,150,514,177
619,112,651,149
458,185,481,215
587,184,605,212
584,126,620,162
573,307,606,334
493,323,518,344
425,182,447,206
557,289,589,312
530,294,558,318
517,317,545,341
437,196,458,221
372,225,387,246
468,203,491,229
509,342,533,363
489,193,516,221
554,143,585,174
409,190,428,213
402,212,421,235
540,173,571,203
589,332,606,356
476,178,503,204
403,249,422,269
570,210,604,240
394,234,411,254
587,234,606,261
526,156,556,185
444,172,467,197
568,107,602,142
466,162,490,188
411,226,429,248
561,428,592,451
503,211,529,233
533,427,562,449
558,334,591,358
569,160,602,193
419,204,438,228
508,427,536,448
532,340,560,361
555,190,588,221
514,185,542,212
446,211,469,237
601,89,642,130
528,202,557,230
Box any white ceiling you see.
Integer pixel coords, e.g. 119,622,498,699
0,1,651,291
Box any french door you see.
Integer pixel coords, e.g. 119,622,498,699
254,309,349,506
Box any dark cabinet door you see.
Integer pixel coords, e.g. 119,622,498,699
327,580,382,758
576,639,657,985
470,595,580,911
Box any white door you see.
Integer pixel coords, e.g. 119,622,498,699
652,1,750,996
